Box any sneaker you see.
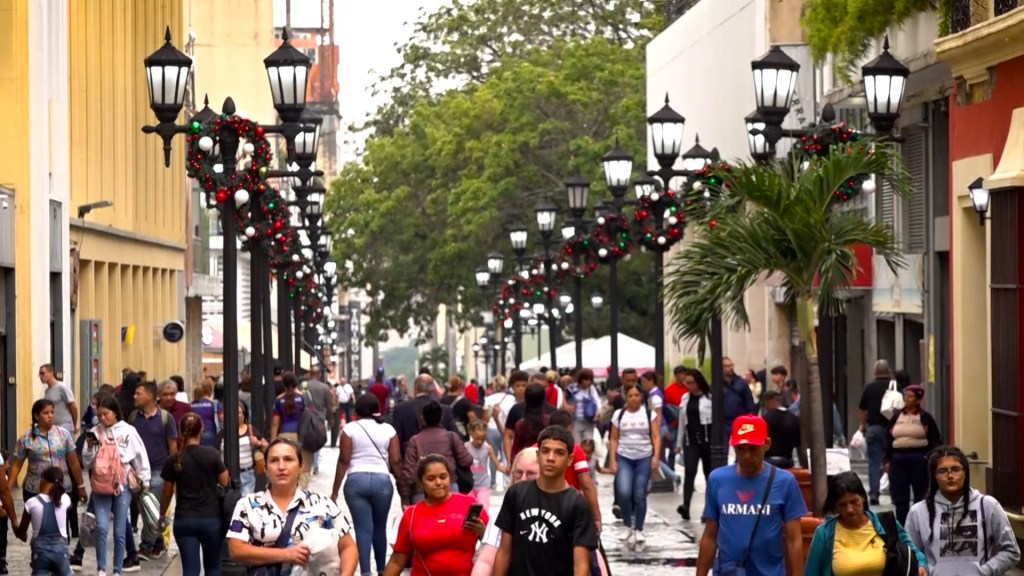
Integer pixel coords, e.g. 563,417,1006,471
618,527,634,542
634,530,646,547
677,504,690,521
122,558,141,573
70,555,83,572
97,572,106,576
140,548,165,560
611,504,622,519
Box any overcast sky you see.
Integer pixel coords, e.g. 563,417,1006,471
277,0,449,163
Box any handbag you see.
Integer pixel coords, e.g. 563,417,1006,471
247,506,301,576
717,465,776,576
878,511,918,576
880,379,905,419
448,432,474,494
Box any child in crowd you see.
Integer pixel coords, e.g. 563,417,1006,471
465,420,507,508
18,466,73,576
580,438,612,482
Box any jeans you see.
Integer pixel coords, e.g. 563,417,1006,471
614,455,652,531
889,450,929,524
344,473,394,576
141,477,165,552
94,487,132,574
173,516,223,576
239,469,256,496
866,425,887,499
31,535,72,576
486,427,504,484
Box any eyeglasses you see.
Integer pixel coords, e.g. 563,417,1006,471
935,466,965,476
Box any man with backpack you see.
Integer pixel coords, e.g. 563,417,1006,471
129,381,178,559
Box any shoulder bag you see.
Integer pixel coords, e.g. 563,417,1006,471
718,464,776,576
878,510,918,576
448,432,474,494
354,422,391,470
246,506,301,576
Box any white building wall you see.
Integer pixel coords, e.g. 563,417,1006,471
646,0,799,373
28,0,70,392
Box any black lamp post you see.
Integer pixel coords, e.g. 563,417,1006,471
564,174,590,371
508,225,529,367
142,28,316,485
486,253,506,374
535,199,559,370
601,142,634,379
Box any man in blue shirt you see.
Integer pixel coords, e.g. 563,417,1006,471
697,415,807,576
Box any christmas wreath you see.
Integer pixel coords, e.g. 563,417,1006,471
795,122,869,203
633,188,685,253
590,213,631,262
560,235,600,278
682,161,733,225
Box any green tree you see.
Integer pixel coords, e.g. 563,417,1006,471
664,143,911,514
327,37,649,338
418,346,450,378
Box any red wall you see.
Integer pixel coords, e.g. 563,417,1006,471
950,55,1024,164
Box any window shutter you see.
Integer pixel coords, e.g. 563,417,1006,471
878,170,895,231
902,130,928,252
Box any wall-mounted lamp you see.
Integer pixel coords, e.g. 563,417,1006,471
968,177,990,226
77,200,114,219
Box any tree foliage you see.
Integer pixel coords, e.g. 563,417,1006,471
665,143,912,514
802,0,935,81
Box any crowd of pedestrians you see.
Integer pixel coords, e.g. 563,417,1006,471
4,359,1022,576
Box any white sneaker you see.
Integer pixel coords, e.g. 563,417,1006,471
97,572,106,576
619,527,634,542
634,530,646,547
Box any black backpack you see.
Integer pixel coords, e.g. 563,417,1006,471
878,511,919,576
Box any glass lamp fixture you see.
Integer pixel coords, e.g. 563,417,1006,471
475,266,491,288
564,174,590,213
263,28,312,123
535,199,558,234
487,252,505,275
532,302,546,315
634,175,656,200
561,225,576,241
294,108,323,166
143,28,192,123
509,226,528,252
647,95,686,166
861,36,910,135
559,294,572,307
968,177,990,225
745,110,771,161
323,260,337,278
305,185,326,217
681,135,713,173
751,45,800,124
591,294,604,308
602,141,634,192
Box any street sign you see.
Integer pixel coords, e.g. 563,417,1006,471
162,321,185,343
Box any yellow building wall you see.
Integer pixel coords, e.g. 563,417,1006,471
69,0,188,386
950,154,993,482
0,0,32,439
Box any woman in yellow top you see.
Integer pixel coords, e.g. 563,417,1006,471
805,471,928,576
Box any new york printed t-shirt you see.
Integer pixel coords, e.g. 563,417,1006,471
495,480,599,576
704,464,807,576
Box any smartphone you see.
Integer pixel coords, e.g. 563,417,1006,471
86,430,99,442
463,503,484,529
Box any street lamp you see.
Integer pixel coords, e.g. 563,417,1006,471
968,177,990,225
508,224,530,367
535,198,559,369
861,36,910,135
751,45,800,127
591,294,604,309
647,95,686,164
634,175,656,201
142,28,193,167
601,143,634,380
263,29,312,123
561,225,576,241
681,136,714,173
602,142,634,196
487,252,505,275
564,173,591,371
744,110,772,163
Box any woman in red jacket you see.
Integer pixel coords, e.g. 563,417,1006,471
385,454,487,576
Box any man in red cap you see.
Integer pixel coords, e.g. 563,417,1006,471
696,415,807,576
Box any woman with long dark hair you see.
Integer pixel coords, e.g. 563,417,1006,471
510,383,548,458
805,471,926,575
18,466,73,576
160,412,230,576
675,368,712,521
608,384,659,549
331,394,400,576
8,399,86,507
272,372,313,486
884,383,941,523
903,446,1020,575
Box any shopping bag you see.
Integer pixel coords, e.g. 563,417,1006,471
290,526,340,576
80,511,98,548
880,472,890,495
849,429,867,460
139,489,163,543
880,379,904,419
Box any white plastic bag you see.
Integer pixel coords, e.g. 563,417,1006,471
849,429,867,460
291,526,340,576
880,472,890,495
880,379,904,419
79,511,97,548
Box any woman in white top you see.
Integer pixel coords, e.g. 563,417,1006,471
82,395,151,576
331,394,400,576
607,384,659,551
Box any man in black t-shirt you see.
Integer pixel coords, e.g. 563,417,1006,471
762,390,800,468
857,359,895,505
494,426,598,576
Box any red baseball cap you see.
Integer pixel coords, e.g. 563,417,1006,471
730,415,769,446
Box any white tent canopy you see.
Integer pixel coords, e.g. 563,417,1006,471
520,334,654,377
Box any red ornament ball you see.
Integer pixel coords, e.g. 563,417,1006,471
215,190,228,203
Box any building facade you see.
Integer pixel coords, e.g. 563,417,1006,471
936,0,1024,518
69,1,189,396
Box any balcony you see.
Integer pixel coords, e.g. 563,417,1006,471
936,0,1024,86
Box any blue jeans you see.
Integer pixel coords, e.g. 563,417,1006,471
614,455,652,531
94,487,132,574
866,425,887,499
173,516,223,576
31,535,72,576
239,469,256,496
345,473,394,576
486,427,504,483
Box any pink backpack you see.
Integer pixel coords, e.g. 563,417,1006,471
91,431,125,495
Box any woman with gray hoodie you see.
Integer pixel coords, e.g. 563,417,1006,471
904,446,1020,575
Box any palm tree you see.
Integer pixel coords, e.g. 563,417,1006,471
664,142,911,514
